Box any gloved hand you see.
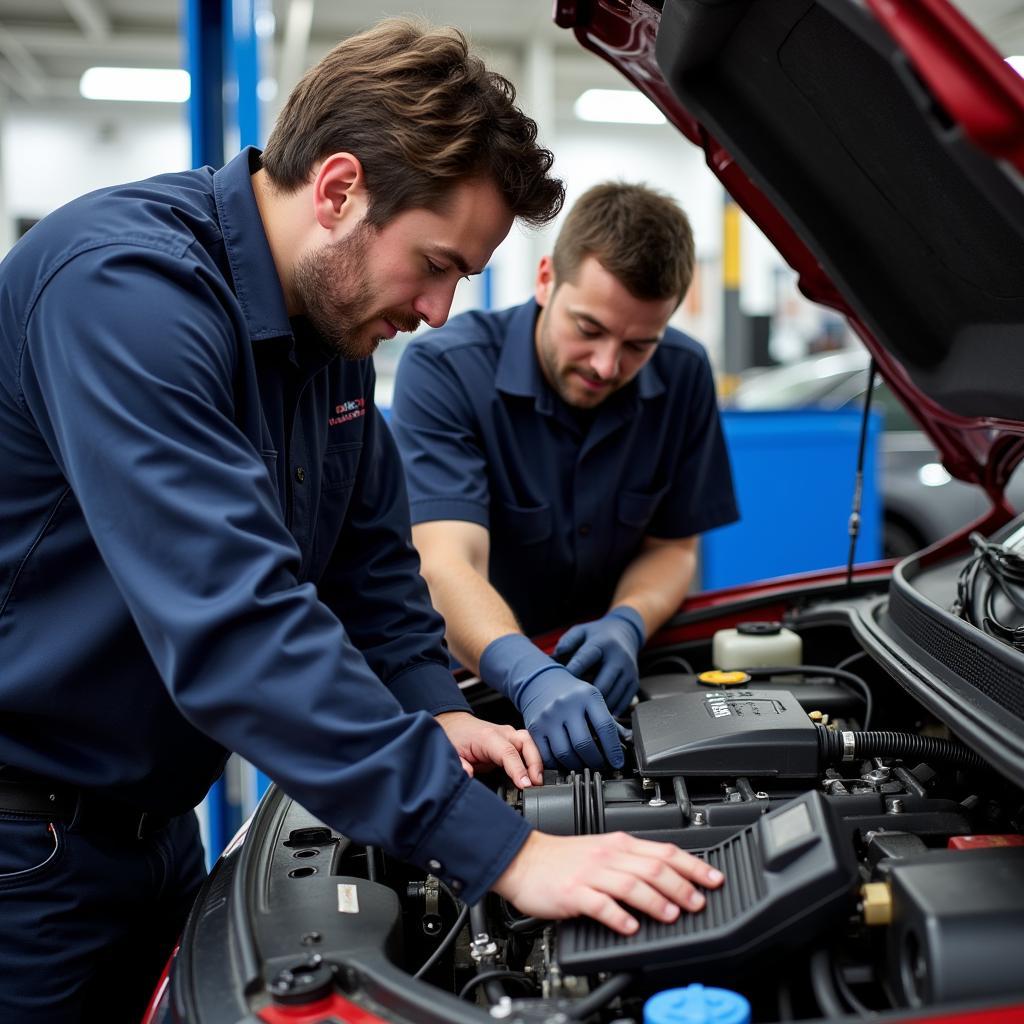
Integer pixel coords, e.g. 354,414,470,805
554,607,645,717
479,633,623,771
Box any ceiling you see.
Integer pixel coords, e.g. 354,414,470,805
0,0,1019,110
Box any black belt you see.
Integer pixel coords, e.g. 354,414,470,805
0,775,170,840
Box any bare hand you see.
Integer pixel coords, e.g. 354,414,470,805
491,831,724,935
435,711,545,789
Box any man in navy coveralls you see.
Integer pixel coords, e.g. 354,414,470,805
392,183,739,771
0,23,722,1023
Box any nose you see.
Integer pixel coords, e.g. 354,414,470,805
589,344,621,381
413,282,458,330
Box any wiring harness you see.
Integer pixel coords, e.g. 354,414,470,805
952,531,1024,648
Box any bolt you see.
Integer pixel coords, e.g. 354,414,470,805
648,798,667,807
691,809,706,825
887,798,904,815
300,932,322,945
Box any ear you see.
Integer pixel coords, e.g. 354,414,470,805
534,254,555,308
311,153,368,233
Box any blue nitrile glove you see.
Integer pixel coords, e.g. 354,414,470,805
479,633,624,771
553,607,645,717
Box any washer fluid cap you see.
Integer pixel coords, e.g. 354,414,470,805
697,670,751,687
644,984,751,1024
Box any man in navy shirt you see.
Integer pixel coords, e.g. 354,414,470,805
392,184,739,770
0,24,723,1022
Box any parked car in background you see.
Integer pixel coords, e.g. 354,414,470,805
729,350,1023,557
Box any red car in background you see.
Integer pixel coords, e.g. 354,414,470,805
147,3,1024,1022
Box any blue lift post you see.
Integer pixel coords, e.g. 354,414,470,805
184,0,267,864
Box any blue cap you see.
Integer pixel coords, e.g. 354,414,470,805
644,984,751,1024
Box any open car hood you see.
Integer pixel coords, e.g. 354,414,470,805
556,0,1024,537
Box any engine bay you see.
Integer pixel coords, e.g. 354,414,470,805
221,604,1024,1024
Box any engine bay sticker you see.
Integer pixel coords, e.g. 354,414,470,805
337,884,360,914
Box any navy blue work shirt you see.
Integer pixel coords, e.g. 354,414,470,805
0,148,530,903
391,300,739,636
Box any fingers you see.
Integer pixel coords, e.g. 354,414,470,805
553,624,586,659
492,832,726,940
587,699,625,768
515,728,546,786
564,642,603,680
459,756,474,777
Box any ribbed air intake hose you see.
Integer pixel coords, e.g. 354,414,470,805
816,727,988,770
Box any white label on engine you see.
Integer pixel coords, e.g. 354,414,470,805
706,694,732,718
337,883,360,914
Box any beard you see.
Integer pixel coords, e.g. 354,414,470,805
292,223,420,360
536,307,618,408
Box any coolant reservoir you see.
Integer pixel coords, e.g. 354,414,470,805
712,621,802,670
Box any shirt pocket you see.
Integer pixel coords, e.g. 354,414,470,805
498,501,553,546
322,442,363,493
616,486,669,530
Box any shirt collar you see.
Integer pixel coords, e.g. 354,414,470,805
213,147,293,343
495,298,667,411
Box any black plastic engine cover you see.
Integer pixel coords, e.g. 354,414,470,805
886,847,1024,1007
632,689,819,778
556,790,858,973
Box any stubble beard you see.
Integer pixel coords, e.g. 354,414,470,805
293,223,418,360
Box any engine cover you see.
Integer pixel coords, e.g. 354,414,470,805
632,689,820,778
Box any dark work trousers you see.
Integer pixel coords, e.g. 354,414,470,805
0,808,207,1023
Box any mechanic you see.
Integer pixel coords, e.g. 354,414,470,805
391,183,739,770
0,23,723,1024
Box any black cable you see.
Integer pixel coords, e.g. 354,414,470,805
836,650,869,673
809,948,846,1019
816,728,988,770
643,653,695,675
566,972,635,1020
457,970,533,1002
832,956,877,1017
741,664,873,730
847,358,878,588
504,914,547,934
412,902,468,979
954,531,1024,648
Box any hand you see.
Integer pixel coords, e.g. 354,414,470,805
479,634,623,771
435,711,544,789
554,607,645,717
492,831,724,936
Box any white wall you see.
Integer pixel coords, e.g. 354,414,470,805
2,105,189,229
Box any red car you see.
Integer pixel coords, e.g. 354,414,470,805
146,2,1024,1022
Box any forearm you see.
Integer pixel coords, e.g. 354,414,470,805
610,537,698,639
420,555,522,675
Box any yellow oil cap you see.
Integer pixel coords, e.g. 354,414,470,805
697,670,751,687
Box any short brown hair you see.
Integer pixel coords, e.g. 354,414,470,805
551,182,695,302
262,19,564,228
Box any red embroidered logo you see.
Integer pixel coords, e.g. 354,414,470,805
329,397,366,427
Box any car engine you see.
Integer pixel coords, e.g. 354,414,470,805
194,607,1024,1024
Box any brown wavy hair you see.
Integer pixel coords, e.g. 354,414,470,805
552,182,695,302
262,18,564,227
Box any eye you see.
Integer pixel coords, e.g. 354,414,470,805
575,321,601,339
426,259,446,277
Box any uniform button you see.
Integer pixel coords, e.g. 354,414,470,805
578,523,591,537
295,466,306,484
427,859,442,872
450,879,463,895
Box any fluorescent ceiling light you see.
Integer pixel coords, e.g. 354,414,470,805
80,67,191,103
574,89,666,125
1007,56,1024,76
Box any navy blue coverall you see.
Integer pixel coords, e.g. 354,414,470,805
0,148,530,1021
